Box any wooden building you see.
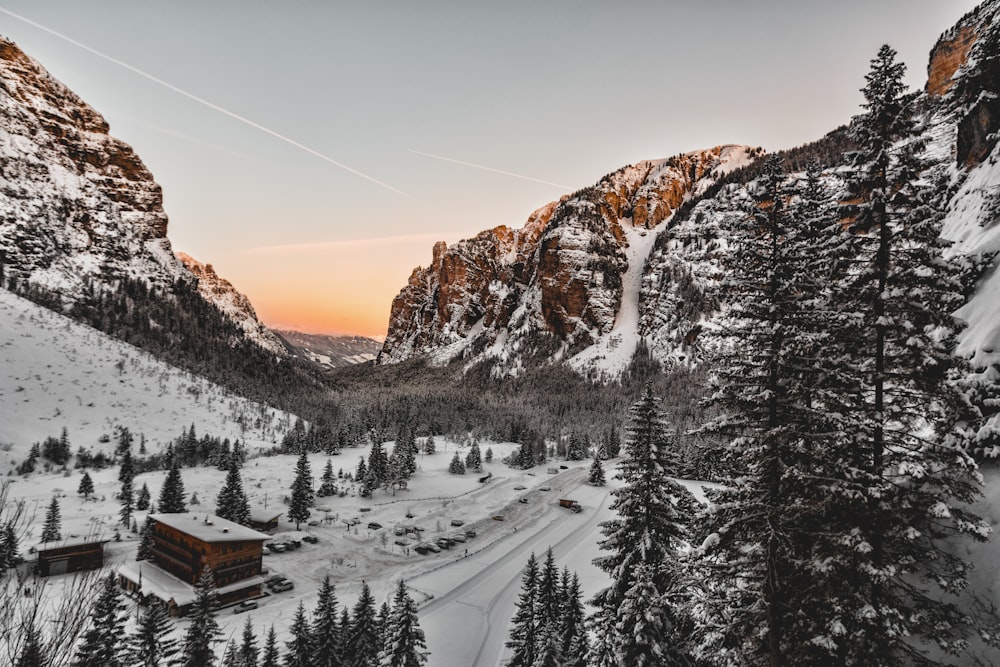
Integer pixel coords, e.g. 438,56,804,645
36,536,109,577
119,513,270,613
249,508,282,532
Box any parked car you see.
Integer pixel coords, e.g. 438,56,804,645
367,522,383,531
267,543,286,553
394,526,406,536
413,544,429,555
422,542,441,553
307,520,321,527
286,539,302,549
394,539,411,547
302,535,319,544
266,574,287,585
539,486,552,492
519,497,529,504
450,533,467,543
450,519,464,527
464,530,477,539
270,580,294,593
436,537,453,548
559,465,568,469
492,515,505,521
234,600,258,614
514,485,527,490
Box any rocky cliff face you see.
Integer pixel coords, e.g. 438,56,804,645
0,37,186,295
378,145,759,374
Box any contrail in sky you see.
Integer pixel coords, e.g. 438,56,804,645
409,149,571,189
0,6,406,197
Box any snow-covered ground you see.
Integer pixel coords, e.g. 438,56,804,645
0,288,291,471
568,224,660,379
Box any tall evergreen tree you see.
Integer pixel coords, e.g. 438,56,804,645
447,451,465,475
464,441,482,471
136,482,151,511
559,571,588,667
284,601,312,667
312,576,343,667
127,603,181,666
181,566,222,667
505,553,539,667
318,458,338,497
72,573,127,667
137,516,154,561
615,565,672,667
158,459,187,513
262,626,280,667
344,582,380,667
815,44,991,663
378,580,428,667
40,496,61,543
78,471,94,500
288,450,313,530
591,386,691,665
119,446,135,527
239,617,259,667
587,453,605,487
535,548,561,643
216,456,252,526
565,432,588,461
367,442,390,489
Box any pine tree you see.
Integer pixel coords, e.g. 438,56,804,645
136,482,151,511
506,553,539,667
447,451,465,475
587,454,605,486
239,617,259,667
284,601,312,667
2,522,18,570
356,457,368,482
378,580,428,667
216,456,252,526
368,442,390,489
809,44,991,663
288,450,313,530
222,643,238,667
535,548,560,643
464,441,482,471
181,566,222,667
615,565,672,667
78,471,95,500
424,435,435,455
41,496,61,543
158,459,187,513
312,576,343,667
15,620,46,667
262,626,280,667
72,573,127,666
376,602,391,648
318,459,338,497
565,432,587,461
127,603,181,666
484,446,492,463
137,516,154,561
119,446,135,527
344,581,380,667
559,571,588,667
591,386,691,665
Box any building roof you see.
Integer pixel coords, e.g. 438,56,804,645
149,513,271,543
118,562,264,608
35,534,110,553
248,508,283,523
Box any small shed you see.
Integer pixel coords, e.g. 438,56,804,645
249,509,283,532
36,536,109,577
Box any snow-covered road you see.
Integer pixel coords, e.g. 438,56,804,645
413,475,613,667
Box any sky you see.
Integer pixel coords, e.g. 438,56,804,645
0,1,983,337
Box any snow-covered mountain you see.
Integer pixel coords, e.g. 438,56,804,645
380,2,1000,383
378,145,761,377
274,329,381,368
0,35,286,359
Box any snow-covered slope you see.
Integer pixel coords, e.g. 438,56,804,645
0,287,291,469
